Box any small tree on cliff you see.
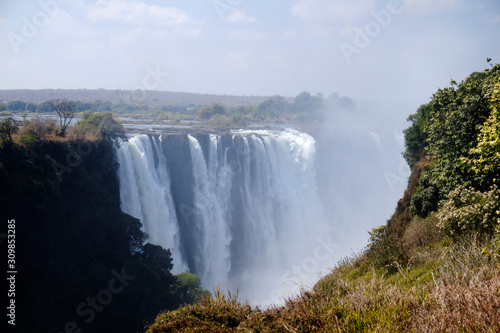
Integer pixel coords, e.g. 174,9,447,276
0,117,21,144
48,99,76,137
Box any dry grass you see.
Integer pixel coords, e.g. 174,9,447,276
402,213,442,259
145,235,500,333
11,126,99,144
18,116,58,140
410,272,500,332
410,236,500,332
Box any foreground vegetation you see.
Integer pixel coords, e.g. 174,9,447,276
147,234,500,332
146,61,500,332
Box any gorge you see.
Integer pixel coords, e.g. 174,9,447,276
115,130,333,305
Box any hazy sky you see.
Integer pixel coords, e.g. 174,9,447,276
1,0,499,103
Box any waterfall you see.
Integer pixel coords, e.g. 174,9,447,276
115,129,332,305
115,135,186,272
186,134,232,288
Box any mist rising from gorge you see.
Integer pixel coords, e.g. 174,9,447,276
112,96,415,306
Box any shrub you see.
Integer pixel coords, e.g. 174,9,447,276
197,106,213,120
437,185,500,237
464,86,500,189
410,165,440,218
75,111,126,141
402,213,441,258
174,272,210,304
19,129,41,149
0,117,21,143
366,225,403,272
209,114,232,128
19,116,58,139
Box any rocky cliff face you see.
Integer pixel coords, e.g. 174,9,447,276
1,139,181,333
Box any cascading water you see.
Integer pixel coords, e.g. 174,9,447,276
115,135,187,272
185,134,232,288
115,129,333,305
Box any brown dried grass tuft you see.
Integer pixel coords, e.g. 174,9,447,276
411,271,500,332
410,235,500,332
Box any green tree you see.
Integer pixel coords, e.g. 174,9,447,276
424,68,497,195
76,111,126,141
409,165,440,218
174,272,210,304
19,129,41,149
212,102,227,115
91,99,113,112
140,243,174,272
407,63,500,218
198,106,214,120
292,92,323,113
465,79,500,187
290,92,324,121
25,102,37,112
75,101,93,112
292,92,311,113
7,100,26,112
366,225,401,272
37,101,53,113
0,117,21,144
403,104,432,168
256,96,289,120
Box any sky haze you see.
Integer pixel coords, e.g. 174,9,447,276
1,0,499,103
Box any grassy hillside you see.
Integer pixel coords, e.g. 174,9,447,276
145,61,500,332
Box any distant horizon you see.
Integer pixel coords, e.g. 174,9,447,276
0,88,423,108
0,87,273,97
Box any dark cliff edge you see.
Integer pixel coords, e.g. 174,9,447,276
1,139,183,333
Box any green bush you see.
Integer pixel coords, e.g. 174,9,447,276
403,104,431,168
75,111,126,141
0,117,21,144
174,272,210,304
437,185,500,237
410,165,440,218
464,80,500,188
366,225,403,273
19,129,41,149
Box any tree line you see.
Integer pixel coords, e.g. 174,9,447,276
0,98,129,144
0,91,355,125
